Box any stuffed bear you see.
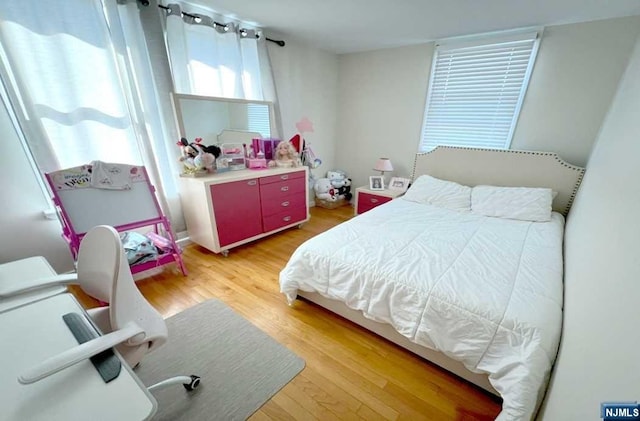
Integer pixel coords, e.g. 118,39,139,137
313,178,338,202
337,178,352,201
326,170,352,201
327,169,348,188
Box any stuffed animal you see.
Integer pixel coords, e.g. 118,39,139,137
192,146,216,171
268,141,302,168
336,178,352,201
325,170,352,200
327,170,348,188
177,137,221,173
313,178,337,202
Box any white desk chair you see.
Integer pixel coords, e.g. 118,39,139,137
1,225,200,392
0,256,67,313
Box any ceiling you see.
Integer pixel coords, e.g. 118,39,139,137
191,0,640,54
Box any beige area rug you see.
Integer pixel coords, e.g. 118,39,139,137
135,299,305,420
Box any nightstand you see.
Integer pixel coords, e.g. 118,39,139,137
355,186,404,215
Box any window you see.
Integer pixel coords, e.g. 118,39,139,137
419,30,541,152
0,0,144,173
246,103,271,137
163,4,264,101
0,1,182,221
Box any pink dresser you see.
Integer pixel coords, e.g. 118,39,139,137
179,167,309,255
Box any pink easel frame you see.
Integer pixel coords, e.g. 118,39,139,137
45,165,187,276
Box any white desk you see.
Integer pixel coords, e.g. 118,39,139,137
0,293,157,420
0,256,66,313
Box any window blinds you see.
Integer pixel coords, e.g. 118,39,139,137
419,31,540,151
247,103,271,137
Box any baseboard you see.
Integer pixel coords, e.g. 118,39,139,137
176,231,192,247
133,267,163,280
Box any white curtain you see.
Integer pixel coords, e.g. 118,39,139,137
0,0,143,173
163,3,273,103
108,1,182,223
0,0,180,222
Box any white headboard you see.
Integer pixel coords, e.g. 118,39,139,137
412,146,585,216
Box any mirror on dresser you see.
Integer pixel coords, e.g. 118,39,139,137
171,93,274,146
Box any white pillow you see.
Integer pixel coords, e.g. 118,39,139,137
402,175,471,210
471,185,553,222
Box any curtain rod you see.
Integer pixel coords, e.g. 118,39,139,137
157,4,285,47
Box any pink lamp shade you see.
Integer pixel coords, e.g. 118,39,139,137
373,158,393,175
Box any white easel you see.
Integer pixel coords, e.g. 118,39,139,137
45,164,186,276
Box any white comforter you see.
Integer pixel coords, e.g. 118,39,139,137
280,199,564,420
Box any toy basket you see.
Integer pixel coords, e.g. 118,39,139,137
316,198,347,209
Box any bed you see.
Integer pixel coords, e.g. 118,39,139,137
279,146,585,420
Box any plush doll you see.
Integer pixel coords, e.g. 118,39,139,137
192,145,216,171
337,178,353,201
325,170,352,200
327,170,348,188
177,137,221,173
313,178,337,202
268,141,302,168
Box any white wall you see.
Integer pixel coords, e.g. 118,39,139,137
267,38,339,189
537,32,640,420
335,16,640,189
335,43,433,189
512,16,640,166
0,101,74,272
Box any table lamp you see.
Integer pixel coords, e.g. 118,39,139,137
373,158,393,176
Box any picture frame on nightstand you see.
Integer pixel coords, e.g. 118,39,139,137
389,177,410,192
369,175,384,191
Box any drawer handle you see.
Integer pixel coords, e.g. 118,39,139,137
280,175,289,180
370,198,379,203
281,201,290,207
280,186,289,192
283,216,292,222
247,180,257,186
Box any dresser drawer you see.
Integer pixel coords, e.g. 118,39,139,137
259,176,305,200
261,192,306,217
262,206,307,232
259,170,305,185
357,192,392,214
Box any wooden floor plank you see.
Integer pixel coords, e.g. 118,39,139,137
282,375,364,420
271,389,321,421
71,204,501,420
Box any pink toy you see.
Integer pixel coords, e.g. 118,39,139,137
45,164,187,276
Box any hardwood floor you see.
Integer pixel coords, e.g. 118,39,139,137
73,205,502,420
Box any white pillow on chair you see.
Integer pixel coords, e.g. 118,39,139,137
471,185,553,222
402,175,471,211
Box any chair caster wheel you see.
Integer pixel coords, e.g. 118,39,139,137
183,375,201,391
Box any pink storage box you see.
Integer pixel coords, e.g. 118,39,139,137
248,158,268,169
